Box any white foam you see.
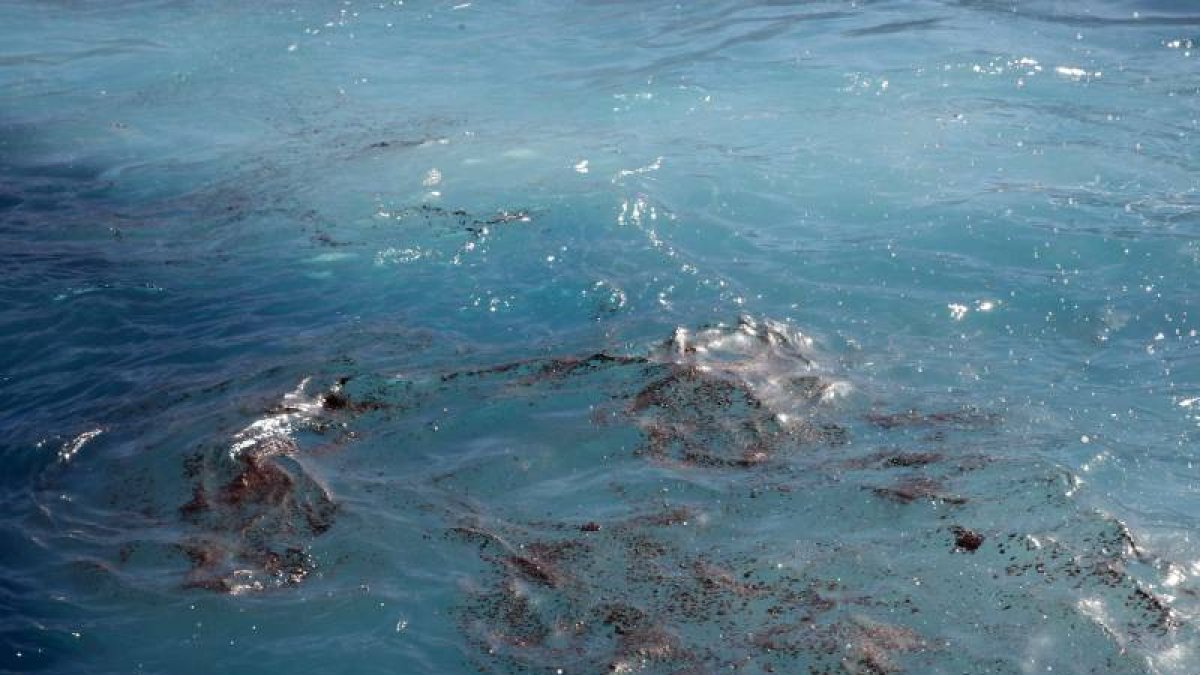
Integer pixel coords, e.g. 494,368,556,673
652,316,850,426
227,377,323,459
58,428,103,464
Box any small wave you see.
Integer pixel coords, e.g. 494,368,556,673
844,17,945,37
227,377,324,460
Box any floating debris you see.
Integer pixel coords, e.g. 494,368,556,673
951,526,984,552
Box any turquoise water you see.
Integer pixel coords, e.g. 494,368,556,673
3,0,1200,672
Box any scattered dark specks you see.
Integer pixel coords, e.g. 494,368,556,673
598,602,649,635
312,232,350,247
505,554,558,587
484,209,531,225
626,506,694,528
366,138,425,150
843,450,945,470
886,452,944,468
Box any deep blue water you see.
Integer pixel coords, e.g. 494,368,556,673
2,1,1200,672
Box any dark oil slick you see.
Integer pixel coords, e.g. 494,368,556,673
130,318,1189,673
4,0,1200,673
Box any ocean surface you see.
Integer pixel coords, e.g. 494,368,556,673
2,1,1199,672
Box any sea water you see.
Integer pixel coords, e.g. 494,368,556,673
2,1,1199,673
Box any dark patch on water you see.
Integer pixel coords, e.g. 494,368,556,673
420,325,991,670
441,352,647,386
845,17,945,37
311,231,351,247
841,448,948,470
447,509,933,673
171,377,395,593
393,203,534,231
177,445,337,593
631,364,847,469
409,323,1187,670
364,138,428,151
120,321,1188,670
991,520,1178,636
870,477,968,506
951,526,984,552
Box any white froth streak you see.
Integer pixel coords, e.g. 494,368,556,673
1077,590,1192,675
657,317,851,427
1076,598,1124,651
613,156,663,182
59,429,103,463
1055,65,1102,81
228,377,322,459
1148,645,1194,675
1073,529,1189,675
